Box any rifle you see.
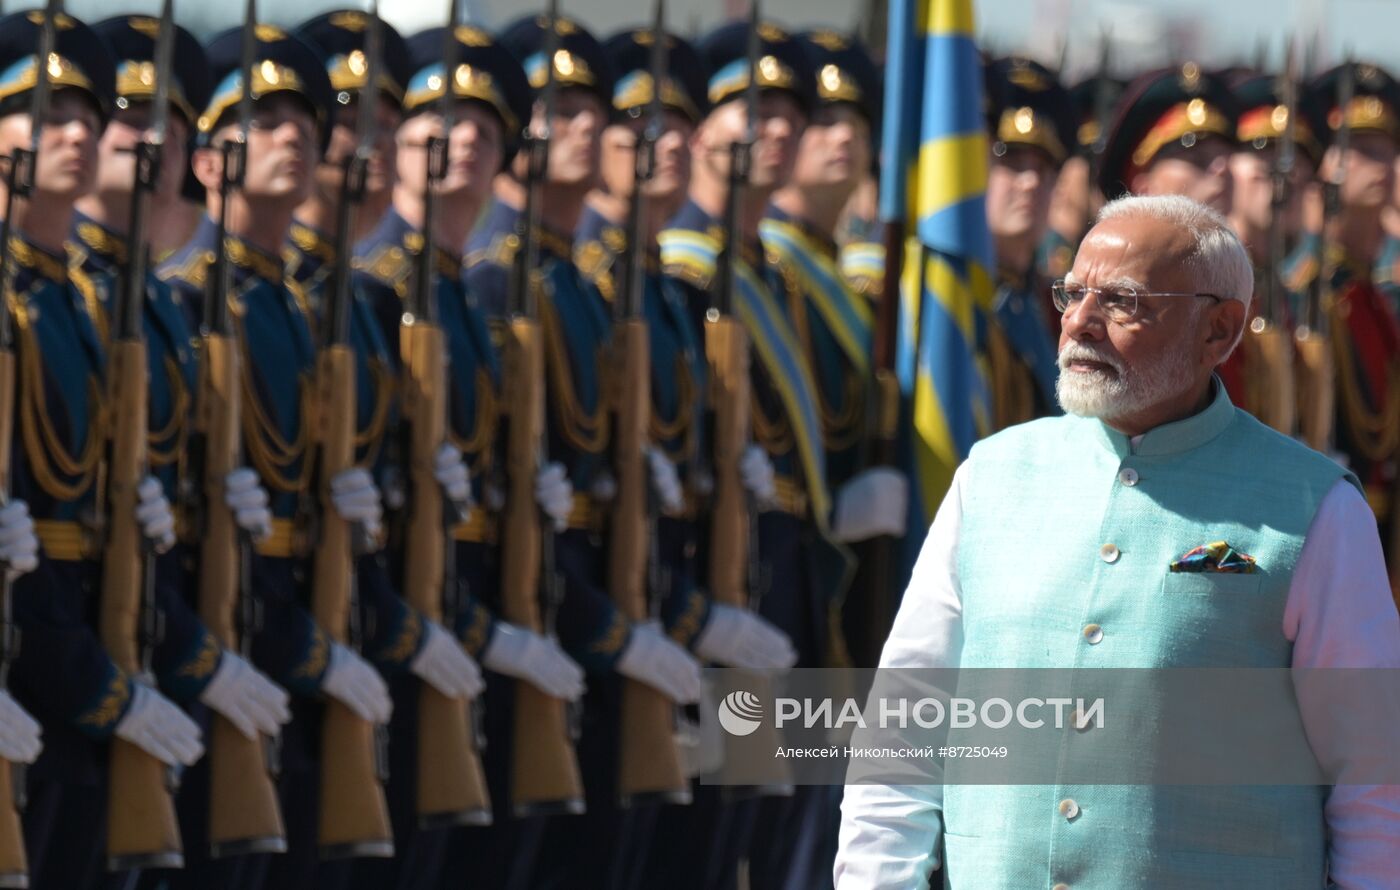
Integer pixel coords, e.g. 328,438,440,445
0,0,52,878
195,0,287,857
311,0,393,858
98,0,185,870
1084,31,1113,239
609,0,690,807
399,0,491,827
1297,57,1347,453
1246,40,1299,436
500,0,585,817
705,0,791,795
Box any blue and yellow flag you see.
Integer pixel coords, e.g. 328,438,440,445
880,0,995,523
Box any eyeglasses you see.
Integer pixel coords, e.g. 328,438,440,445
1051,280,1223,324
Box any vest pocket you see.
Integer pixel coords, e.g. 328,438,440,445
1161,572,1264,598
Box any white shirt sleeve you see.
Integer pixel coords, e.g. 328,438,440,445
834,462,968,890
1283,478,1400,890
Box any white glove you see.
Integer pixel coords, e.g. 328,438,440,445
135,476,177,554
739,445,776,506
198,651,290,740
645,447,685,516
481,622,585,701
831,467,909,543
535,462,574,532
224,468,272,543
616,620,703,705
694,603,798,671
115,682,204,767
321,642,392,724
410,620,484,700
433,444,472,508
330,467,383,541
0,689,41,763
590,471,618,503
0,499,39,580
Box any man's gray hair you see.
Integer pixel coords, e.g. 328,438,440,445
1096,194,1254,312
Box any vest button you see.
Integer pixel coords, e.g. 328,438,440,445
1083,624,1103,644
1118,467,1139,486
1058,798,1080,820
1099,543,1121,563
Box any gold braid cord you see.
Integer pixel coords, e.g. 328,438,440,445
986,322,1036,432
648,353,696,464
449,368,499,477
541,288,609,456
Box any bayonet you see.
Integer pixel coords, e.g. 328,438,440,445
619,0,665,323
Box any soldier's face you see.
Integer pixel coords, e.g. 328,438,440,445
540,88,604,187
1324,132,1397,210
319,93,402,200
395,101,504,200
232,93,318,204
1228,149,1274,235
986,144,1059,243
789,104,870,190
0,90,102,200
1133,134,1234,214
93,103,191,204
695,92,806,190
1048,155,1098,235
599,110,694,205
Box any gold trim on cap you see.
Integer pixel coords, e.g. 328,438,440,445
1130,99,1233,169
1328,94,1400,138
996,105,1066,163
818,63,863,104
0,54,94,107
115,59,196,122
527,49,596,89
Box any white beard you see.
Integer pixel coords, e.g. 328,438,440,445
1055,340,1198,422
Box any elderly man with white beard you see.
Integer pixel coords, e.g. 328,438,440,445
834,193,1400,890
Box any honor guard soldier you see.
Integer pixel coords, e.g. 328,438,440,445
763,30,909,669
1098,62,1241,214
158,25,397,890
574,23,801,886
288,13,488,890
0,10,208,887
659,19,857,889
468,12,707,889
1287,62,1400,603
353,19,588,890
1042,73,1124,281
980,55,1077,426
288,10,413,293
74,16,295,890
1216,69,1325,431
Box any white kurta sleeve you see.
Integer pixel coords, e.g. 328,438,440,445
1283,478,1400,890
834,462,968,890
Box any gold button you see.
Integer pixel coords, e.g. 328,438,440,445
1100,543,1120,563
1058,798,1080,820
1118,467,1139,486
1083,624,1103,644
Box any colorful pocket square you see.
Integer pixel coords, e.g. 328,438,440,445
1169,541,1257,574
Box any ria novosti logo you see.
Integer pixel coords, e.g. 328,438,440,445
717,690,764,736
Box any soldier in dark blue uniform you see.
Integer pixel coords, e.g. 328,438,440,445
576,26,804,890
978,55,1077,425
158,25,402,890
74,17,296,890
284,13,494,890
467,14,706,889
288,10,414,293
0,11,210,888
658,20,856,890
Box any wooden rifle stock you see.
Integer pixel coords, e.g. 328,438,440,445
705,316,751,607
1296,331,1335,453
399,321,490,826
609,318,689,805
1243,324,1297,435
195,330,287,856
100,337,183,870
500,317,584,816
0,342,27,887
312,344,393,858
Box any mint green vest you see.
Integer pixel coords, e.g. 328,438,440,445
946,384,1353,889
